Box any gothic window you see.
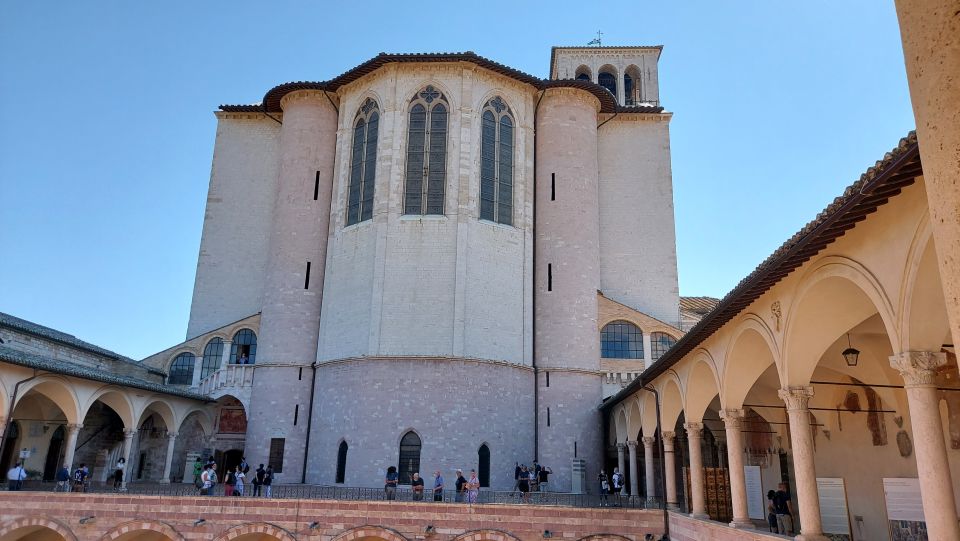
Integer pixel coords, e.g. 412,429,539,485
397,430,422,485
478,444,490,487
168,353,195,384
651,332,677,361
601,320,643,359
347,98,380,225
598,67,617,97
404,86,448,215
230,329,257,364
479,96,514,225
336,440,348,484
200,337,224,380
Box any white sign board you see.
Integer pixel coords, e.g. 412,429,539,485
883,478,925,522
744,465,765,520
817,478,851,535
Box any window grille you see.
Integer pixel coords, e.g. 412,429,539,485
347,98,379,225
404,86,448,215
230,329,257,364
397,431,422,485
200,338,223,379
600,321,643,359
479,96,514,225
168,353,195,384
651,332,677,361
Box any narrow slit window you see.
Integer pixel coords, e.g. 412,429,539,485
548,263,553,292
304,261,312,289
298,367,303,381
547,407,551,427
479,96,514,224
551,173,555,201
314,171,320,200
293,404,299,426
546,371,550,387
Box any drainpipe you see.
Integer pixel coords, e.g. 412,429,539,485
532,89,545,461
0,370,40,469
643,385,670,540
301,361,318,484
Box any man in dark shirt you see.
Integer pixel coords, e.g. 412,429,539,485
411,472,425,500
513,463,521,494
252,464,265,497
538,466,551,492
455,469,467,502
773,482,794,535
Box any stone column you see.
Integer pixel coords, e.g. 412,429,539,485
895,0,960,356
720,409,753,529
160,432,178,484
121,429,136,488
627,440,639,497
220,340,233,368
685,422,708,519
617,443,627,494
779,387,829,541
891,351,960,541
642,436,656,499
662,431,678,510
61,423,83,473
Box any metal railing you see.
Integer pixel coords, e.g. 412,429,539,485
12,480,664,509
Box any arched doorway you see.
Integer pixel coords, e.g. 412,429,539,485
398,431,421,485
0,422,20,473
478,444,490,488
42,425,65,481
336,441,348,484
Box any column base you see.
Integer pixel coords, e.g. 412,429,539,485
729,519,755,529
794,534,829,541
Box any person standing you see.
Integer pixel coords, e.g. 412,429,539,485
433,470,444,502
513,462,521,495
767,490,779,533
235,465,246,496
252,464,265,497
6,462,26,491
411,472,425,501
467,469,480,504
598,470,610,506
201,463,218,496
384,466,399,500
518,465,530,503
223,466,236,496
773,482,794,535
263,465,273,498
113,457,125,490
454,469,467,503
538,465,552,492
72,464,88,493
55,465,70,492
611,467,623,505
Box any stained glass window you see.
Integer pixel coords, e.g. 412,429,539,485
479,97,514,225
347,99,379,225
404,86,448,215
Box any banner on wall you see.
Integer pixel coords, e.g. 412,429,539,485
816,478,851,540
744,465,765,520
883,478,927,541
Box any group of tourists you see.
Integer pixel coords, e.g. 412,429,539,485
766,482,794,535
197,456,273,497
512,462,552,502
597,468,624,506
384,467,483,503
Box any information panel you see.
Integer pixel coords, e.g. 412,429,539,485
883,478,927,541
744,465,765,520
816,478,851,537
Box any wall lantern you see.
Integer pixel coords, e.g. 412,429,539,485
842,333,860,367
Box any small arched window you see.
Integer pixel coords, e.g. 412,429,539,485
478,444,490,487
168,353,195,384
624,65,642,105
200,337,224,380
575,65,592,81
404,86,448,216
479,96,514,225
398,430,422,485
624,73,634,105
601,321,643,359
336,440,348,484
230,329,257,364
651,332,677,361
598,68,617,97
347,98,380,225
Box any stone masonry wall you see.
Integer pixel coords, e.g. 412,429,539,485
0,492,664,541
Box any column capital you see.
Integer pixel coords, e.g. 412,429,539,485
123,429,137,439
890,351,947,387
684,422,703,435
66,423,84,431
627,439,638,449
779,386,815,411
662,431,676,443
616,442,627,451
166,432,179,440
719,409,745,428
641,436,656,447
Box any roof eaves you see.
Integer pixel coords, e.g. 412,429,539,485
0,346,210,402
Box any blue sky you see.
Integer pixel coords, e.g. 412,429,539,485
0,1,915,359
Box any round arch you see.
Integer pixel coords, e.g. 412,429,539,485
16,376,82,424
0,516,77,541
640,390,659,436
574,65,592,81
100,520,184,541
657,374,685,430
900,223,949,351
211,523,296,541
136,399,176,432
85,387,136,429
783,256,899,387
329,525,409,541
721,315,780,409
179,407,215,436
625,396,642,440
684,351,721,423
613,406,628,442
452,530,521,541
